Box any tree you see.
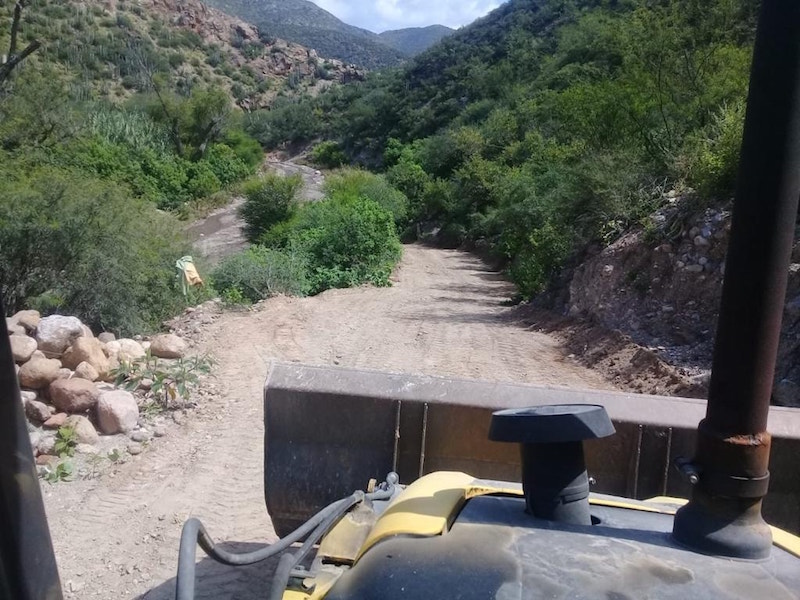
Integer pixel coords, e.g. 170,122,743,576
0,1,40,88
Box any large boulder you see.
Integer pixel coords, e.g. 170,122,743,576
96,390,139,434
149,334,186,359
117,339,146,362
18,358,62,389
98,332,116,343
36,315,84,358
64,415,99,445
62,337,110,376
10,335,37,363
49,378,100,413
13,310,41,332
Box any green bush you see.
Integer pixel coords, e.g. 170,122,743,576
323,169,409,227
273,195,403,293
211,246,310,302
223,130,264,169
0,167,190,334
507,222,572,299
239,174,302,243
204,143,253,186
682,101,745,200
310,141,346,168
186,161,222,198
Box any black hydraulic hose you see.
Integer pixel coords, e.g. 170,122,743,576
176,495,358,600
267,492,365,600
175,473,398,600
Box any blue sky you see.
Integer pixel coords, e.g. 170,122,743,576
309,0,503,33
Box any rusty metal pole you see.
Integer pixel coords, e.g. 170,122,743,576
672,0,800,559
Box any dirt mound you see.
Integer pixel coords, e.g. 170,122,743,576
511,307,706,398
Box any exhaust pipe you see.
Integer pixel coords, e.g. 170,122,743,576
672,0,800,559
489,405,615,526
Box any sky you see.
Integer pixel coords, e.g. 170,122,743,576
309,0,504,33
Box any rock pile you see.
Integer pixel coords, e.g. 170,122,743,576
6,310,190,470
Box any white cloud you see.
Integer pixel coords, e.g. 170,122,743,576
309,0,503,33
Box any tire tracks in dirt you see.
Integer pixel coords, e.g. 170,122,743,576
44,244,616,599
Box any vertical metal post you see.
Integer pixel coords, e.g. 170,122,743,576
0,310,63,598
673,0,800,559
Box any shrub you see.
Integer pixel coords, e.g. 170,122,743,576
223,129,264,169
204,143,253,186
0,167,190,334
239,174,302,243
186,161,222,198
323,169,409,227
112,351,214,410
277,195,403,293
508,222,572,299
682,101,745,200
211,246,310,302
310,141,346,168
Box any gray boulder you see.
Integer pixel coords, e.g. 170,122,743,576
25,399,51,423
149,334,187,359
36,315,84,357
96,390,139,434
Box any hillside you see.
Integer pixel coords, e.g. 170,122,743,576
378,25,455,56
1,0,350,109
1,0,345,334
202,0,406,68
300,0,758,292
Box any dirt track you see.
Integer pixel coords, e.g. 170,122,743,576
185,160,325,266
43,245,617,599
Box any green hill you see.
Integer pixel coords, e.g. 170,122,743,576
0,0,325,333
256,0,759,297
202,0,407,68
378,25,454,56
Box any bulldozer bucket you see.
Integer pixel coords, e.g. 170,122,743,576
263,362,800,537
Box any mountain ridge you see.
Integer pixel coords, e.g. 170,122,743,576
201,0,453,67
378,25,454,56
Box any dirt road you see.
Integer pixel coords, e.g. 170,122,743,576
43,245,616,599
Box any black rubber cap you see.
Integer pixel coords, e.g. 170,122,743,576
488,405,615,444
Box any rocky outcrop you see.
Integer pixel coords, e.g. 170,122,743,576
564,193,800,406
140,0,348,109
